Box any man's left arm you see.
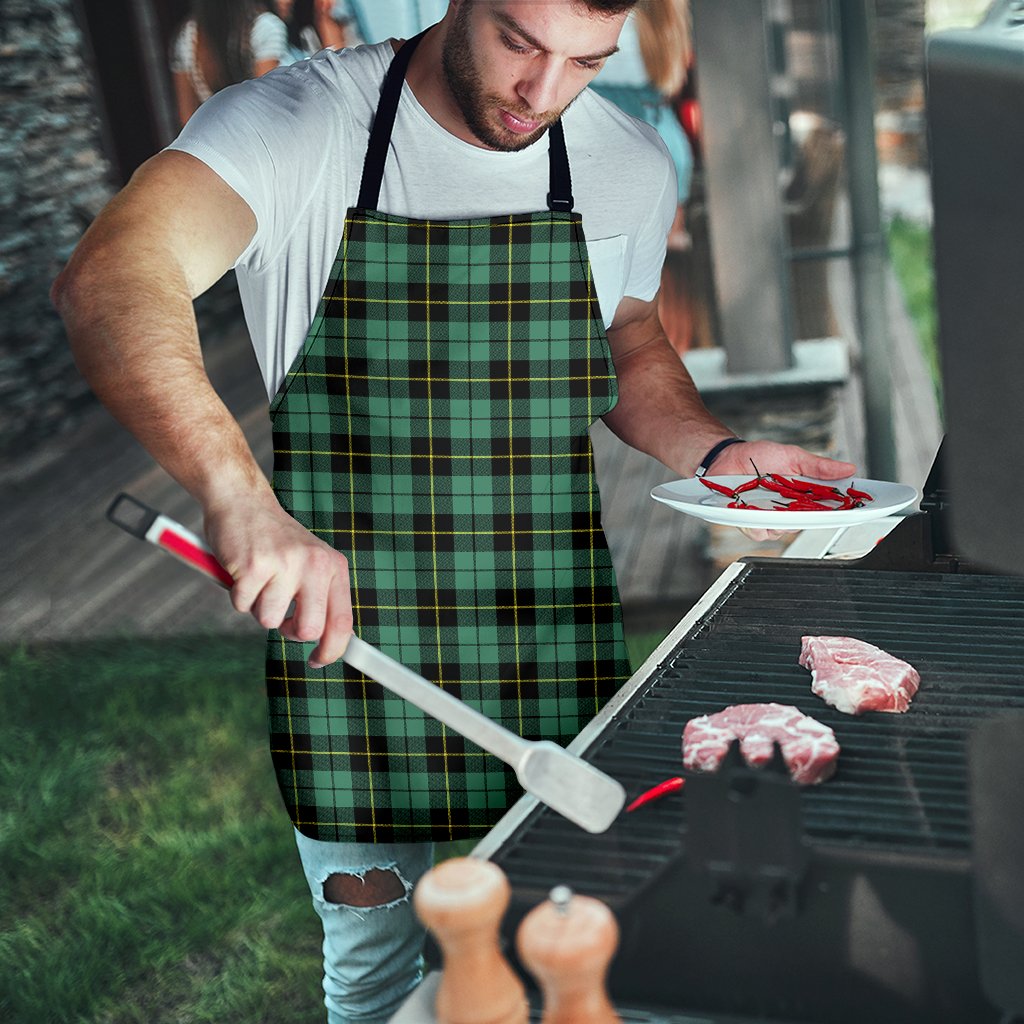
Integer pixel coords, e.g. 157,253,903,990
602,294,855,481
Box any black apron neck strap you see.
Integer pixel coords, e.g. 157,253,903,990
546,119,574,213
357,29,575,214
357,29,428,211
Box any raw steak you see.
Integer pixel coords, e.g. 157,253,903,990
682,703,839,785
799,635,920,716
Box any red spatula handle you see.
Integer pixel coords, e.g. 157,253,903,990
106,493,234,589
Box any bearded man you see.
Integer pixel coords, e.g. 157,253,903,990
52,2,853,1020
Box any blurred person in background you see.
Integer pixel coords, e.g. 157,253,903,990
171,0,289,126
592,0,695,348
334,0,450,45
277,0,351,61
592,0,693,211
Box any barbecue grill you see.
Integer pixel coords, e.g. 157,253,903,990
470,450,1024,1022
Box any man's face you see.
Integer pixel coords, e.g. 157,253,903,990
441,1,626,151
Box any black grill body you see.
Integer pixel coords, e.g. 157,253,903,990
483,557,1024,1023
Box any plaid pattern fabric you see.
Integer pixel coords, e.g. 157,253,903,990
266,208,632,842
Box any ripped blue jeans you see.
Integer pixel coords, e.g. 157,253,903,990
294,830,435,1024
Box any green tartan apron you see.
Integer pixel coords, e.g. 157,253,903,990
266,31,631,843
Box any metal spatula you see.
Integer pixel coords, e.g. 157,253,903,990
107,493,626,834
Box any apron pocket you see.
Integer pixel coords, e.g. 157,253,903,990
584,234,628,330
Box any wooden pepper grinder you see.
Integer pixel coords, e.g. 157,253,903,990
516,885,621,1024
413,856,528,1024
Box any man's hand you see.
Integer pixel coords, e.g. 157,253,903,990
204,496,353,668
708,439,855,482
707,440,857,542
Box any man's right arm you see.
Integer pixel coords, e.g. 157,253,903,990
51,150,353,665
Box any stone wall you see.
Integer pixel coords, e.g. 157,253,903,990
0,0,116,464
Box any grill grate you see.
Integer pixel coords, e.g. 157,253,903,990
492,563,1024,904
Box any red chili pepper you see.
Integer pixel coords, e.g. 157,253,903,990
799,479,843,498
762,479,824,502
781,497,835,511
699,477,738,498
846,486,873,502
625,776,685,812
758,477,800,496
734,478,762,494
773,473,846,499
768,473,813,493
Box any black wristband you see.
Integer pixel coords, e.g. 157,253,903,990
695,437,745,478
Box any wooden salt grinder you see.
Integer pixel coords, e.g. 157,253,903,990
413,857,528,1024
516,885,621,1024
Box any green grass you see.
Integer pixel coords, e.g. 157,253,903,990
887,216,941,403
1,632,665,1023
0,637,322,1024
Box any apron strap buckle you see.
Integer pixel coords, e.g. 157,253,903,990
547,191,575,213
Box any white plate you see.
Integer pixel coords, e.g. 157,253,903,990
650,476,920,530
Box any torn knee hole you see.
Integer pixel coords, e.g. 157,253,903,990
323,868,406,907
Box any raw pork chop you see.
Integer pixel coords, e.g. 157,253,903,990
799,636,920,716
682,703,839,785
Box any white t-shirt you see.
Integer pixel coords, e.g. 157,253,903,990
168,40,677,398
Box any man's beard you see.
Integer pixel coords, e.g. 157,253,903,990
441,3,559,151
